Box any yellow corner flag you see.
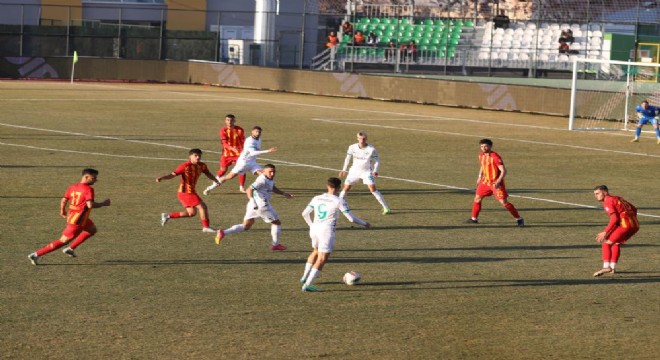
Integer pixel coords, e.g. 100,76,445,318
73,51,78,64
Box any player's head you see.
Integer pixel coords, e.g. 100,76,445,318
251,126,262,139
327,177,342,190
263,163,276,179
641,100,649,108
357,131,368,143
593,185,609,201
189,148,203,163
81,168,99,184
225,114,236,127
479,138,493,152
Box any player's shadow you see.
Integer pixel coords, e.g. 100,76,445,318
509,188,595,193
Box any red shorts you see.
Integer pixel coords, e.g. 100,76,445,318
178,192,202,208
608,226,639,244
62,219,95,239
220,155,239,169
476,182,508,200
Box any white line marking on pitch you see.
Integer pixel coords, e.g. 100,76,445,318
1,124,658,219
311,118,660,158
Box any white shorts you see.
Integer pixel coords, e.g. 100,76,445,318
310,224,336,253
344,171,375,186
231,161,262,176
244,201,279,223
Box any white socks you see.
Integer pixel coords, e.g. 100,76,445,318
305,268,321,286
372,190,388,209
224,224,245,235
271,224,281,246
301,262,313,282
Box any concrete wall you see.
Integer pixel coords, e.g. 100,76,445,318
0,57,571,117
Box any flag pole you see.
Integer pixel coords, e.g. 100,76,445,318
70,51,78,84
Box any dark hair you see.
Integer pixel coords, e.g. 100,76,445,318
264,163,276,170
327,177,342,189
253,126,262,131
226,114,235,119
479,138,493,146
594,185,609,192
82,168,99,176
189,148,203,156
641,100,649,105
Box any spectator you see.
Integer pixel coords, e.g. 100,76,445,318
353,31,365,46
367,32,379,47
326,31,338,48
559,42,570,54
399,43,408,61
559,30,574,45
384,40,396,62
406,41,418,63
341,20,354,37
493,11,510,29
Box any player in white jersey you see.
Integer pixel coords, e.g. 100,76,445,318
203,126,276,195
300,177,370,292
339,131,390,214
214,164,293,250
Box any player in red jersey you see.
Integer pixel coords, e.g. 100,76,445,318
213,114,247,192
466,138,524,227
157,148,221,233
592,185,640,277
28,168,111,265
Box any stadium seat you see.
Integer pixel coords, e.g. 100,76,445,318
359,18,370,24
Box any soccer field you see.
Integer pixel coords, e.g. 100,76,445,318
1,80,658,359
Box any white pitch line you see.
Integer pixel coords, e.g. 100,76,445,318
0,98,233,102
312,118,660,158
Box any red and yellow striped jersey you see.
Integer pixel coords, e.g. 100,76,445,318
479,151,504,186
220,126,245,158
64,183,94,225
173,161,209,194
603,196,639,230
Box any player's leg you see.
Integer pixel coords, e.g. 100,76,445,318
366,177,390,214
303,231,333,292
301,236,319,283
28,227,77,264
238,173,246,192
223,216,255,238
632,119,646,141
653,122,660,143
496,186,524,226
467,184,490,223
196,202,216,232
63,221,98,256
594,241,614,277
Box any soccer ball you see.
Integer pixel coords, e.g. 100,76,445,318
342,271,361,285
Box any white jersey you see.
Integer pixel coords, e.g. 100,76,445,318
303,193,366,229
251,173,274,208
343,143,379,174
307,193,350,228
238,136,262,164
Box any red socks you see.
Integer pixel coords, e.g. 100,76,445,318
610,244,621,263
202,219,210,228
36,240,65,256
239,174,246,187
471,202,482,219
601,242,612,262
504,202,520,219
69,231,93,250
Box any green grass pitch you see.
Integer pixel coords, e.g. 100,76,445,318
1,80,658,359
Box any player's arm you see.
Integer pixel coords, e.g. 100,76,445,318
156,172,177,182
59,197,69,218
250,147,277,156
88,198,111,209
301,205,314,227
246,186,259,209
476,168,483,187
203,169,221,185
339,153,351,177
494,164,507,188
371,151,380,177
272,185,293,199
340,200,370,228
598,212,620,241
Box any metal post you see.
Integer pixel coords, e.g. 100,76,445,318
118,8,122,58
299,0,307,69
159,9,164,60
215,11,220,62
19,5,24,56
65,6,70,56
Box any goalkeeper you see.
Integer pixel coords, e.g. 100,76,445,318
631,100,660,144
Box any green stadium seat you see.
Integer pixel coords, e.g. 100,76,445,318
464,20,474,27
379,18,389,25
424,19,434,26
370,18,380,24
400,18,410,25
434,19,445,26
359,18,370,24
356,24,368,32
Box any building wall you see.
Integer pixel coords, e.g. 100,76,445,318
41,0,82,25
165,0,206,31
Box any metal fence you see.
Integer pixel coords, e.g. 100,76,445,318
0,1,658,77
